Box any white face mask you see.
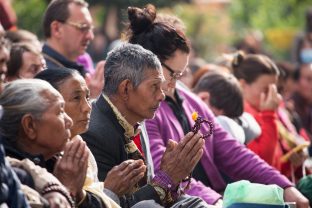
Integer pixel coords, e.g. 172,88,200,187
300,48,312,63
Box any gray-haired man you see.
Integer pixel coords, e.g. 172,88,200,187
82,43,212,208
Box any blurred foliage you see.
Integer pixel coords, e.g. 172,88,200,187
230,0,312,59
88,0,190,7
167,4,232,61
14,0,311,61
13,0,48,38
89,0,191,38
12,0,183,39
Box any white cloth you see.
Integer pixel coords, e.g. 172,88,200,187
216,116,245,144
216,112,261,145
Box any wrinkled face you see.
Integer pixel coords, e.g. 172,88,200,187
58,74,91,136
298,64,312,103
241,74,278,110
19,52,45,79
34,91,73,159
161,50,189,97
126,69,165,122
59,3,94,60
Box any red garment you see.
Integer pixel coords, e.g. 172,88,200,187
133,134,144,156
244,102,281,170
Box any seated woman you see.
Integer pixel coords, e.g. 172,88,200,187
6,43,45,81
193,71,261,144
232,52,308,180
0,79,78,208
0,79,114,207
35,68,148,207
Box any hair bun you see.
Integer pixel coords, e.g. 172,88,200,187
127,4,156,35
232,51,245,68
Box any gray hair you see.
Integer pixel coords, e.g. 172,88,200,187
103,43,162,96
0,79,61,142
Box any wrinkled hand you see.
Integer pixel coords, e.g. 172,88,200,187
43,192,71,208
289,150,308,168
53,139,89,201
160,132,204,184
259,84,281,111
284,187,310,208
85,60,105,99
104,159,146,196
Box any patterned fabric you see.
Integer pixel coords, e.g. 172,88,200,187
0,143,29,208
83,151,120,208
103,95,147,188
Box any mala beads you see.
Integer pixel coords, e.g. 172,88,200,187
191,112,214,139
180,112,214,193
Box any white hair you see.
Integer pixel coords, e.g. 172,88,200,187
0,79,62,142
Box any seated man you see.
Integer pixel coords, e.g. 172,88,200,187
82,43,211,208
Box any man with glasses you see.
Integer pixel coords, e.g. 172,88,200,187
42,0,94,76
42,0,105,99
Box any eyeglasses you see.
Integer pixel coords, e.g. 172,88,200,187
64,21,94,33
161,62,184,81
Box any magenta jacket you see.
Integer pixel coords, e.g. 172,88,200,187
145,85,292,205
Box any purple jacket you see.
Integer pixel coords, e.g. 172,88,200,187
145,85,292,205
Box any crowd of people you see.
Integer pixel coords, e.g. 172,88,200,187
0,0,312,208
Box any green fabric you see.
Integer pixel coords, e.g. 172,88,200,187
296,174,312,206
223,180,285,208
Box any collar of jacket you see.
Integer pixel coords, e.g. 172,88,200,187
102,94,141,139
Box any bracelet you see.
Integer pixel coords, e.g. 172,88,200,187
152,170,177,191
150,170,182,206
41,183,75,208
150,181,176,207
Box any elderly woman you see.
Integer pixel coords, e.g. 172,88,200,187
0,78,114,208
0,79,75,207
35,67,148,208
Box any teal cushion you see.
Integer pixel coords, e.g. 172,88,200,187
223,180,285,208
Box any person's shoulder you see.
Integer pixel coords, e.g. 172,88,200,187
176,84,203,104
216,115,246,144
87,97,123,138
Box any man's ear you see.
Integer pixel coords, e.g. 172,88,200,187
197,91,210,104
50,21,63,39
118,79,133,101
21,114,37,140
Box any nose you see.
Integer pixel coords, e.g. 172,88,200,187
161,80,169,92
158,88,165,101
82,98,91,113
161,79,176,93
64,112,73,129
85,29,94,41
